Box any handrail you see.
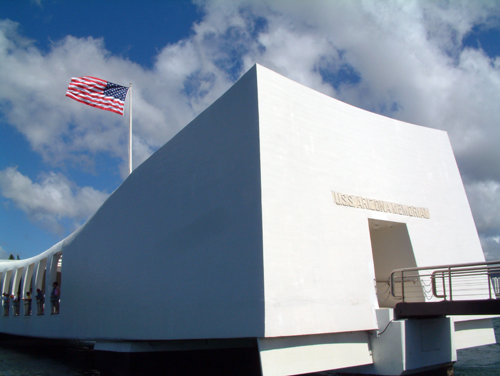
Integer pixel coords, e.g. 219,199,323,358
390,260,500,303
391,260,500,275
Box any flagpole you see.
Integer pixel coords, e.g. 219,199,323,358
129,83,133,175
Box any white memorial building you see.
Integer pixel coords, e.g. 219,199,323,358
0,64,497,376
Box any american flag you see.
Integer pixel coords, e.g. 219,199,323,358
66,76,129,115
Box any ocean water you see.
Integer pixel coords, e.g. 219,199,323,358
0,319,498,376
454,318,500,376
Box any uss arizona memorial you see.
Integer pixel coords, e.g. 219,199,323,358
0,65,498,376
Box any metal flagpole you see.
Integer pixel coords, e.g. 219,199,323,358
129,83,133,175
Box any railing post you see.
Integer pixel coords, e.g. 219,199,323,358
488,270,492,299
441,271,446,300
401,271,405,302
390,273,395,298
448,267,453,301
390,260,500,305
431,273,436,297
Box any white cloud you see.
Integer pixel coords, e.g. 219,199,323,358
0,167,109,234
0,246,8,260
463,180,500,260
480,236,500,261
465,180,500,235
1,0,500,259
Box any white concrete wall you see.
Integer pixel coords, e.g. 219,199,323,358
453,316,497,349
258,332,372,376
0,66,267,340
0,65,488,351
257,65,379,337
59,67,265,340
0,236,75,338
343,309,456,376
370,222,424,307
255,64,485,338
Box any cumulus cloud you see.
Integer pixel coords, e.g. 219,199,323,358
480,236,500,261
465,180,500,236
465,180,500,260
0,167,109,234
0,246,8,260
196,0,500,259
1,0,500,258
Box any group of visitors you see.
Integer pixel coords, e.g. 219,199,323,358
2,292,20,316
1,282,60,316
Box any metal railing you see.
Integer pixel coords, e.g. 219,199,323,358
494,277,500,296
390,260,500,303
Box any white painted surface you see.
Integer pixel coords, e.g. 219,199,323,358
454,317,497,349
0,66,265,340
370,221,422,307
258,331,372,376
370,309,406,375
343,309,456,375
256,64,485,337
257,65,379,337
0,65,493,375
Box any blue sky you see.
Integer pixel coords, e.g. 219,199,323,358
1,0,500,260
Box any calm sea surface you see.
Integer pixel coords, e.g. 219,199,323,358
454,318,500,376
0,318,498,376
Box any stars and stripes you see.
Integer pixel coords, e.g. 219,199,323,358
66,76,129,115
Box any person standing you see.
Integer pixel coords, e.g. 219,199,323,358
36,289,44,315
12,294,19,316
23,291,32,316
2,293,9,316
50,282,60,315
